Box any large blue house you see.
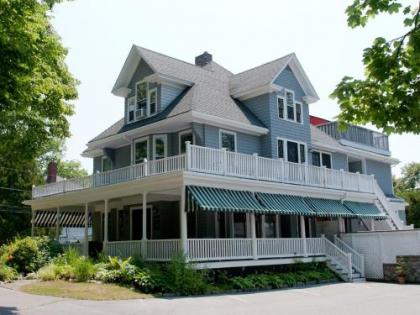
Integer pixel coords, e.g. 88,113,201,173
26,46,410,281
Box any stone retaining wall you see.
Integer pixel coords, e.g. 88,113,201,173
383,255,420,283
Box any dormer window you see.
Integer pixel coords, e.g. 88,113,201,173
127,97,135,122
149,88,157,115
136,81,148,119
278,90,303,124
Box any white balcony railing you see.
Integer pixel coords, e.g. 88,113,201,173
32,144,375,198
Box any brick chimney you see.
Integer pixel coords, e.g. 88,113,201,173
195,51,212,67
47,161,57,183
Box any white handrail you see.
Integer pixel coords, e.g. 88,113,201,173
323,236,352,281
334,235,364,277
373,180,405,230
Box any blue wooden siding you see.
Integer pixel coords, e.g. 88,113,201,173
365,159,394,196
160,84,184,111
114,145,131,168
332,152,348,171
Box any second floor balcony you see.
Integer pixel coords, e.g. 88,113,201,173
32,144,376,199
317,122,389,153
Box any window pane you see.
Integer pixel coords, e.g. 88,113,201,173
180,132,193,154
312,152,321,166
128,97,135,122
154,137,166,159
277,98,284,119
149,90,157,115
234,213,246,238
221,132,235,151
300,144,306,163
136,82,147,119
128,111,134,122
135,140,148,163
296,103,302,123
102,157,112,172
287,104,295,120
277,139,284,158
322,153,332,169
264,214,276,238
287,141,299,163
286,91,294,105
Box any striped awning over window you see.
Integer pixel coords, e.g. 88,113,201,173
33,211,91,228
255,193,316,216
343,201,387,219
187,186,266,213
304,198,355,218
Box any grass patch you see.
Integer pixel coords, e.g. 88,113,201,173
20,280,152,300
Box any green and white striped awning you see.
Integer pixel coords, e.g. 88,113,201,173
187,186,266,213
255,193,316,216
304,198,355,218
33,211,91,228
343,201,387,219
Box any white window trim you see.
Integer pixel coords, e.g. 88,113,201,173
101,156,112,172
153,134,168,160
278,89,304,125
126,96,136,124
276,137,307,164
132,136,149,164
311,150,332,168
178,129,195,154
148,87,158,116
219,129,237,152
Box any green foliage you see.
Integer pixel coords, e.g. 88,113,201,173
133,268,158,293
0,261,18,282
332,0,420,134
394,162,420,191
96,256,138,284
0,0,78,241
0,236,61,274
56,160,88,179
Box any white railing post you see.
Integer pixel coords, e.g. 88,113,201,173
340,169,345,189
300,216,307,257
222,148,227,175
141,192,148,258
347,253,353,280
304,164,309,185
250,213,257,260
143,158,148,177
281,159,285,182
356,172,361,191
253,153,259,180
185,141,191,170
370,174,375,193
323,166,328,188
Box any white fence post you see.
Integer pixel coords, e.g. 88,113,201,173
222,148,227,175
185,141,191,170
253,153,258,180
356,172,361,191
340,169,345,189
143,158,148,177
250,213,257,260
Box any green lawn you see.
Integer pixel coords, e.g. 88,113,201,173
21,280,152,300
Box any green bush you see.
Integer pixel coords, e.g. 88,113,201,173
0,262,18,282
73,257,96,282
95,256,138,284
1,236,61,274
133,268,158,293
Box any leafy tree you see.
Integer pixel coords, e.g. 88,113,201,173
331,0,420,134
0,0,77,240
394,162,420,227
57,160,88,179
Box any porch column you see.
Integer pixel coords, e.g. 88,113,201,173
31,210,35,237
180,186,188,258
370,219,375,231
84,203,89,256
55,207,60,241
103,199,109,246
142,193,148,240
338,217,345,234
250,213,257,260
299,215,307,257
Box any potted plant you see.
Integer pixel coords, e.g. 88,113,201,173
395,260,408,284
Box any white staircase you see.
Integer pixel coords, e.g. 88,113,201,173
323,236,365,282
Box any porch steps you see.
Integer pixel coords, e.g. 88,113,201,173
326,259,365,282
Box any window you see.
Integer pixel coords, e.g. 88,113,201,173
277,139,284,159
277,138,306,163
233,213,247,238
295,102,302,123
312,151,332,168
134,138,148,164
277,97,284,119
149,88,157,115
101,156,112,172
127,97,135,123
264,214,276,238
136,82,147,119
153,135,167,160
220,130,236,152
286,91,295,120
179,131,194,154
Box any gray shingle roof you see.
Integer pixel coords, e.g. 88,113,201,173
229,54,293,96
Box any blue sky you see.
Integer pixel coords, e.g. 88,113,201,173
51,0,419,176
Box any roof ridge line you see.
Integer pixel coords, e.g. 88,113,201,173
232,53,295,77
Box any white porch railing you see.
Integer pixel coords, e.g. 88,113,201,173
324,237,352,281
33,144,376,198
334,235,365,277
188,239,253,261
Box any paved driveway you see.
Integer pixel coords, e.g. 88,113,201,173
1,282,420,315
